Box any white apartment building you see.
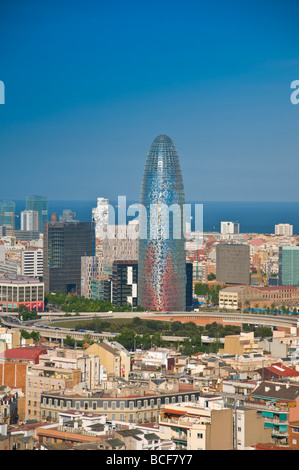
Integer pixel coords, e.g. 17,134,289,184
21,249,43,277
275,223,293,236
221,221,240,235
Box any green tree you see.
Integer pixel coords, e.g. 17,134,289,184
64,335,74,347
114,329,136,350
30,331,40,342
83,334,93,346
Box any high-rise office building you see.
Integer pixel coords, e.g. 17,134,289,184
81,255,100,298
59,209,78,223
279,246,299,286
112,260,138,307
26,196,48,233
20,210,39,231
138,135,186,311
0,201,16,227
43,220,93,294
216,244,250,285
92,197,109,238
186,262,193,311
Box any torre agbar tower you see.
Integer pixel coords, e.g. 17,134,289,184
138,135,186,311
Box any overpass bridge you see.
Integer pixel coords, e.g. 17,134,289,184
147,311,299,333
1,311,298,345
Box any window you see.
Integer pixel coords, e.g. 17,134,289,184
197,433,203,439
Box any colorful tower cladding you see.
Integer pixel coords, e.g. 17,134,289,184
138,135,186,311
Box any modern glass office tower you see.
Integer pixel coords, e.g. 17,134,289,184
279,246,299,286
138,135,186,311
26,196,48,233
43,220,93,295
0,201,16,227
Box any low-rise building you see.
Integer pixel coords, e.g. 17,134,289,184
25,348,103,422
86,341,131,381
219,285,299,310
0,387,18,425
159,397,234,450
247,380,299,446
40,387,202,425
0,274,44,312
0,347,47,392
220,331,262,356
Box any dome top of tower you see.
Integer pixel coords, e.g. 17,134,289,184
152,134,174,144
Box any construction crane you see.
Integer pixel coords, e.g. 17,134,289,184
0,212,19,237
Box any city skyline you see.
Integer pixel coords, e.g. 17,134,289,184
0,1,299,202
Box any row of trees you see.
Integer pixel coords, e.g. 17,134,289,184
45,292,145,314
58,316,272,354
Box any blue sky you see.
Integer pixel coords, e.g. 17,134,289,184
0,0,299,202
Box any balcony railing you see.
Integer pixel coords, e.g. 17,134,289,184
159,416,210,427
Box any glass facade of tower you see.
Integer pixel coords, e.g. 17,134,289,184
43,221,93,295
279,247,299,286
0,201,16,226
26,196,48,233
138,135,186,311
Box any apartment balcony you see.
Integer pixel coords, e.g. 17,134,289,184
159,416,210,428
244,400,289,414
57,425,97,438
264,417,288,425
271,429,288,437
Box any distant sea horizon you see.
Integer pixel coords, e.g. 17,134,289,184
13,200,299,235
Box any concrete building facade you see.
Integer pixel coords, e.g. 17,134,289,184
216,244,250,285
